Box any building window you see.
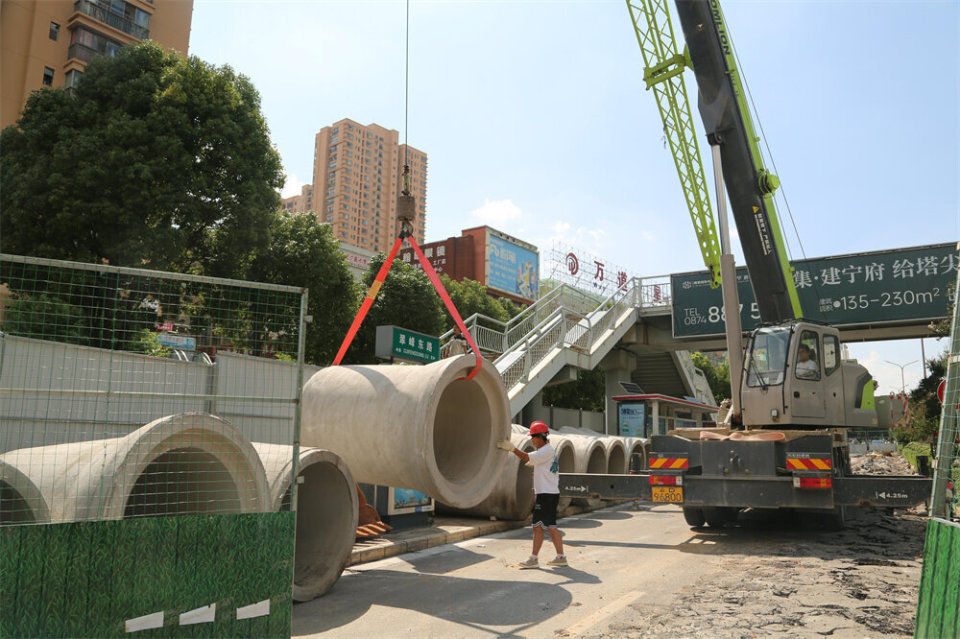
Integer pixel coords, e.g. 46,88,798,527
49,22,60,40
42,67,55,86
64,69,83,90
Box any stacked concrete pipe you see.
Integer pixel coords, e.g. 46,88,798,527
254,444,358,601
624,437,649,473
301,355,510,509
0,413,270,522
556,430,606,508
602,437,628,475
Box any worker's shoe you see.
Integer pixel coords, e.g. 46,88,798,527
517,557,539,569
547,556,568,567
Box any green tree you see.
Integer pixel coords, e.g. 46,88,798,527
439,275,523,329
2,293,91,345
248,212,357,365
690,351,730,403
894,351,949,443
541,367,606,412
1,42,282,276
343,253,445,364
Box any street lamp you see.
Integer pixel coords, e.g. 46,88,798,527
885,359,918,393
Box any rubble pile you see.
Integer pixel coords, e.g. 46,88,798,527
851,450,917,476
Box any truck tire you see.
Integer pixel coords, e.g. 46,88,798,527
682,507,705,527
703,506,737,528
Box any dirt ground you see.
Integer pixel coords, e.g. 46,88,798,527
584,454,926,639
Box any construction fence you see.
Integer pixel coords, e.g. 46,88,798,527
0,254,307,637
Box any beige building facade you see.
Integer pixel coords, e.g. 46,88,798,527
1,0,193,130
283,118,428,254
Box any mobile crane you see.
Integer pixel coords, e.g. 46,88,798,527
559,0,931,528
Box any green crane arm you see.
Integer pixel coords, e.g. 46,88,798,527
626,0,721,289
673,0,803,322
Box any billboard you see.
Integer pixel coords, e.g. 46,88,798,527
671,243,958,338
486,232,539,302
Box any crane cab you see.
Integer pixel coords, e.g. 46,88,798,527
740,321,877,430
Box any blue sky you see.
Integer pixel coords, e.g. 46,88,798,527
189,0,959,397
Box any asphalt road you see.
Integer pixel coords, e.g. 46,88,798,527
291,502,742,638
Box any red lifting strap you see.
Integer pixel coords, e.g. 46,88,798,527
331,233,483,380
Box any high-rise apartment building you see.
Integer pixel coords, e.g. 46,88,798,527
283,118,428,253
1,0,194,130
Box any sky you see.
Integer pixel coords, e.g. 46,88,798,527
188,0,959,397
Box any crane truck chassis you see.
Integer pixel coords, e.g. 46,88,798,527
559,431,931,529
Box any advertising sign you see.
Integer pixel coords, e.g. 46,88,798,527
486,233,539,302
158,333,196,351
375,325,440,364
388,487,434,515
671,243,958,338
618,402,647,438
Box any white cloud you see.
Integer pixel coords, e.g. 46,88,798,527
281,173,306,199
469,199,523,225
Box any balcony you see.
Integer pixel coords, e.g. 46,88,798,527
73,0,149,40
67,42,99,63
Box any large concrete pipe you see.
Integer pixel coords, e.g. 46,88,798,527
254,444,358,601
437,430,536,521
301,355,510,509
0,413,270,522
0,460,49,524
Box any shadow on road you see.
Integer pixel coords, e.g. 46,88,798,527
291,568,580,637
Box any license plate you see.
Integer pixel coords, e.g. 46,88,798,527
651,486,684,503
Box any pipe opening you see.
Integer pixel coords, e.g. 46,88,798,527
433,379,492,484
587,447,606,474
0,482,36,525
124,448,241,518
558,446,575,474
286,461,354,590
608,446,627,474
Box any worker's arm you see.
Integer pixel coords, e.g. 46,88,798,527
496,439,530,463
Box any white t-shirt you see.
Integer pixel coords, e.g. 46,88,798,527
796,359,818,379
527,442,559,494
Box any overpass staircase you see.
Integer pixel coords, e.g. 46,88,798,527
448,277,712,416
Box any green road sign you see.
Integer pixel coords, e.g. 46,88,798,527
671,243,958,338
375,325,440,364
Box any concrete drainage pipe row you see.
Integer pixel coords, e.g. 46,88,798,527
0,414,360,601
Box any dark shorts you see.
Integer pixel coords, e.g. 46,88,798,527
532,493,559,528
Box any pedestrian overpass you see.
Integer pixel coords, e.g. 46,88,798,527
456,242,956,429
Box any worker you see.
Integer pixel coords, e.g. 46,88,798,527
443,325,469,357
795,344,819,379
496,421,568,568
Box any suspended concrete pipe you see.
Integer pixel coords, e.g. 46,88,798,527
437,430,536,521
254,444,358,601
0,459,50,525
0,413,270,522
301,355,511,509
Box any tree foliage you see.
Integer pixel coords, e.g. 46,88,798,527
342,253,445,364
541,367,606,412
690,351,731,403
893,351,948,444
439,275,522,328
247,212,357,366
0,41,283,276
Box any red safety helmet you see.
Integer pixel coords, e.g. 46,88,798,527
529,421,549,436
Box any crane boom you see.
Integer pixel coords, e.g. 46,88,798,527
626,0,721,289
673,0,802,323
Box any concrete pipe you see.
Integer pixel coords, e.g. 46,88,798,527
550,435,576,512
301,355,511,509
0,413,270,522
558,433,606,508
437,431,536,521
0,460,50,524
603,437,628,475
624,438,648,472
254,444,358,601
